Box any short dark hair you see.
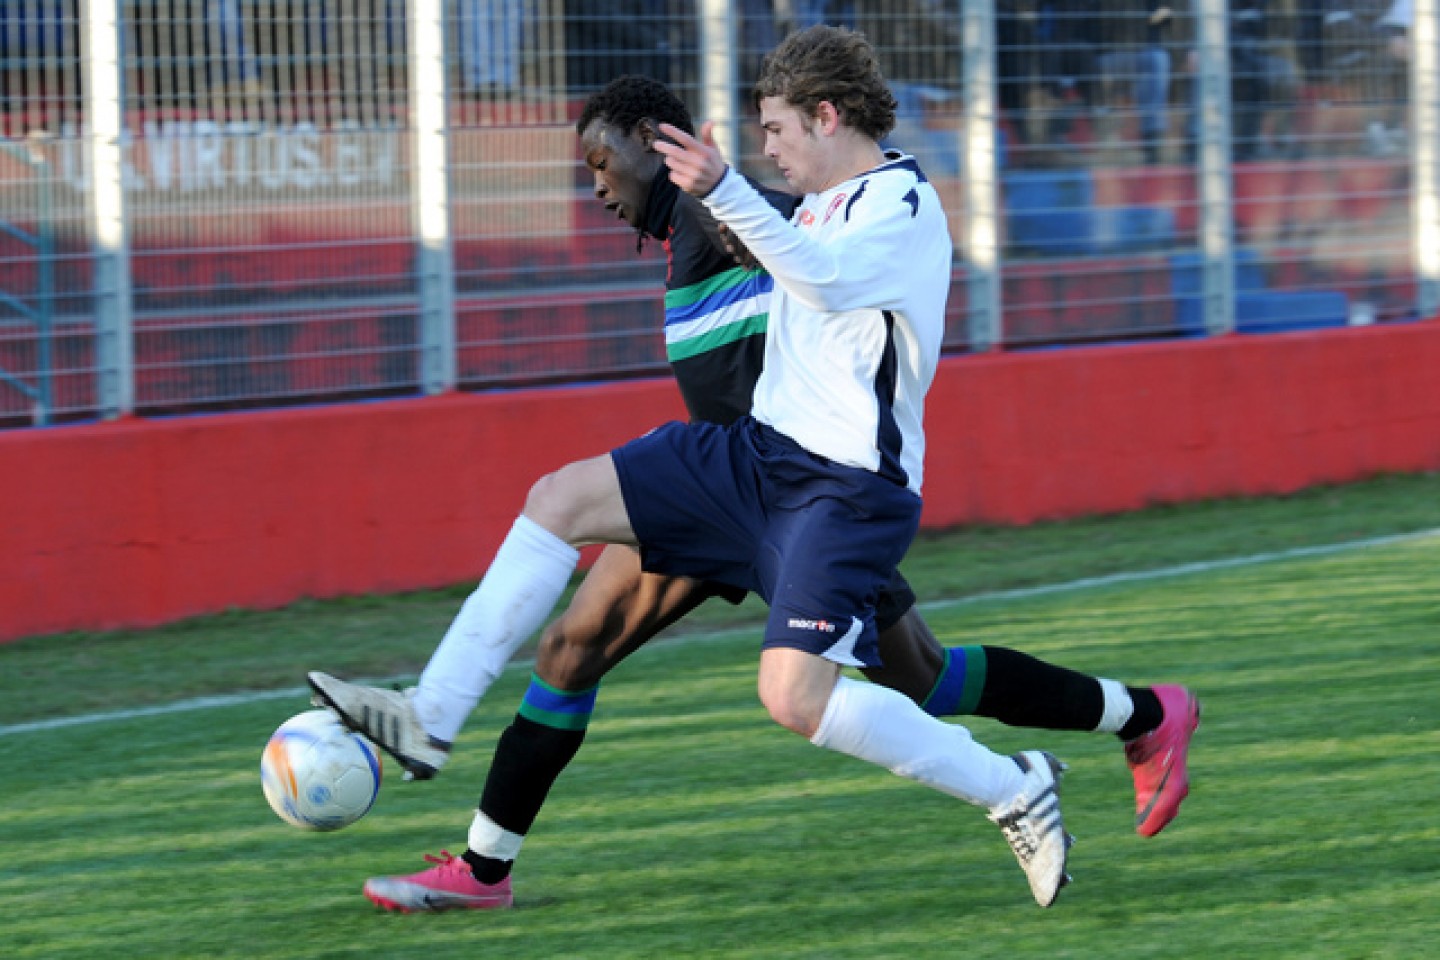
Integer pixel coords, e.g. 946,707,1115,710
752,25,896,141
575,75,695,138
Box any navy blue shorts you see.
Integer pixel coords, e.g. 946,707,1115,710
611,417,922,666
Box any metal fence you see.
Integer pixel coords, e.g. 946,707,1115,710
1,0,1436,426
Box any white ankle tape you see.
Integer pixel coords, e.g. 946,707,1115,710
1096,678,1135,733
468,810,525,861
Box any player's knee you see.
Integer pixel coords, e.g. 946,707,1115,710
758,685,821,739
522,458,622,544
521,469,564,517
522,469,583,539
534,620,606,691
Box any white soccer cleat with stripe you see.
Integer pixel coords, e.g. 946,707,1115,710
988,750,1074,907
307,671,450,780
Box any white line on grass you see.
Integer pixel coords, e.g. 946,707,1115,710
0,688,313,736
3,526,1436,738
920,525,1440,612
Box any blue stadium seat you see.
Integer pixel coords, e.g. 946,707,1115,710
1234,290,1350,333
1003,169,1096,257
1170,249,1265,334
1093,205,1176,255
1170,249,1349,334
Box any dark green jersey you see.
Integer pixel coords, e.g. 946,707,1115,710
641,173,798,426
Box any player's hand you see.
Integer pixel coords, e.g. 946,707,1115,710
655,121,728,198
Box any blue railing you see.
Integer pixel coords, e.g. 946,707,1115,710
0,137,55,425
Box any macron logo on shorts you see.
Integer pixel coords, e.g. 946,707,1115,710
781,616,865,667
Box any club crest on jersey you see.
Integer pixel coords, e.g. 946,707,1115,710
798,209,816,226
822,193,848,224
787,617,837,634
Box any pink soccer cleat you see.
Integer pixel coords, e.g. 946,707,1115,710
1125,684,1201,837
363,851,514,913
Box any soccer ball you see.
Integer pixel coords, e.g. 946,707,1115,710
261,709,382,831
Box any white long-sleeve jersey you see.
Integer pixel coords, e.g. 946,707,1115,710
701,152,951,495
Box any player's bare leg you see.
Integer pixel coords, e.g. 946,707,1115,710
431,548,721,905
534,543,715,692
862,605,945,704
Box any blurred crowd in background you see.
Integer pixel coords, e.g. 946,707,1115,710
0,0,1417,162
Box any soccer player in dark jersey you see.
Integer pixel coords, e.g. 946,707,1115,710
310,66,1198,912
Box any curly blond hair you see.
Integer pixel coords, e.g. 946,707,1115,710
752,25,897,141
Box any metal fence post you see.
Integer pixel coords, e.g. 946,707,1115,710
698,0,741,165
961,0,1001,351
82,0,133,418
35,151,55,425
1196,0,1234,336
1414,0,1440,319
411,0,456,394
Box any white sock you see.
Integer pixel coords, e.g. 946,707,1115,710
413,516,580,742
811,677,1026,810
1094,678,1135,734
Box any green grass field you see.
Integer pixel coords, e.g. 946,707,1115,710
3,474,1438,959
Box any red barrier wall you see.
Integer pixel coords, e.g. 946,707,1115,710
3,322,1439,642
921,323,1440,526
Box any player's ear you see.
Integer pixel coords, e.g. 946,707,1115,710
815,100,842,135
636,117,660,150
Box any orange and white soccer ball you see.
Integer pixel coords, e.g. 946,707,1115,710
261,709,382,831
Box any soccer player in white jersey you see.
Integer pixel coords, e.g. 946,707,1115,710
310,71,1198,914
308,29,1184,912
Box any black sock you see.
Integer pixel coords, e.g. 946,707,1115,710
463,849,513,885
463,715,586,884
974,645,1107,731
1117,686,1164,741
